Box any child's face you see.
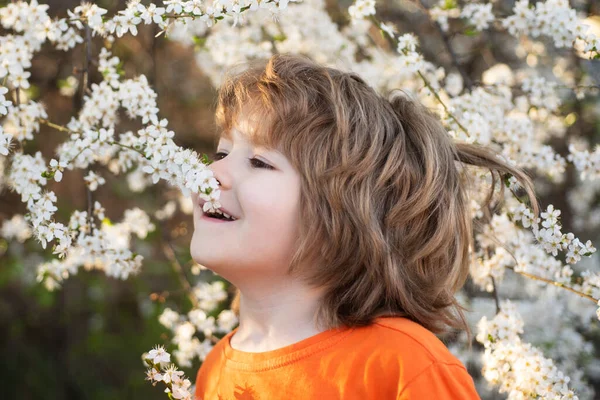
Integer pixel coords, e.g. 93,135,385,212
190,119,302,284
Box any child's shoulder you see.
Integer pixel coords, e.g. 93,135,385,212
351,316,464,367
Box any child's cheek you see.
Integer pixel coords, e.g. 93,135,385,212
240,177,300,249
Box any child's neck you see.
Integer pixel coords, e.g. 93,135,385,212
229,279,326,353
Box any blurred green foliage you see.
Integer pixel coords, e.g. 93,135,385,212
0,241,200,399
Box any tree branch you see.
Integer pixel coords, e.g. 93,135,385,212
506,265,598,303
161,239,199,310
39,118,73,133
367,15,471,137
415,0,473,89
490,276,501,314
78,23,94,230
477,231,599,304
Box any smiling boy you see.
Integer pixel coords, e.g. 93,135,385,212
190,54,539,399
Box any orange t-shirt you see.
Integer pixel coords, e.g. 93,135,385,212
194,316,480,400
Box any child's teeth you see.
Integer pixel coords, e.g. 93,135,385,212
223,213,231,219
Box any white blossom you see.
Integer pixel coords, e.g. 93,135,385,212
0,128,12,156
83,170,105,191
159,308,181,330
217,309,239,332
0,86,11,115
461,3,494,31
477,301,577,398
147,345,171,365
1,214,32,242
194,280,228,311
348,0,376,21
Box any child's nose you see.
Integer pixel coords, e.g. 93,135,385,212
209,159,232,190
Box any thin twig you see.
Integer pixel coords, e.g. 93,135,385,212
477,230,598,304
39,118,148,160
80,24,92,100
369,15,471,137
39,118,73,133
86,181,93,223
160,237,223,344
161,240,200,309
505,265,598,303
416,69,470,134
81,23,94,230
107,141,147,158
485,244,502,314
415,0,473,89
490,276,501,314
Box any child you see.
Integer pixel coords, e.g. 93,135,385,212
190,53,539,399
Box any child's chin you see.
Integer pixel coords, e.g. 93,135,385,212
189,237,210,263
190,239,226,266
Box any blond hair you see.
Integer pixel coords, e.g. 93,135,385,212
216,54,540,337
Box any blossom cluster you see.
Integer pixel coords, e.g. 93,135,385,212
476,301,577,399
460,3,494,32
0,88,12,154
502,0,596,51
429,0,460,32
0,1,224,290
568,144,600,181
106,0,294,36
157,280,238,367
426,0,600,59
472,206,596,295
144,345,194,400
348,0,376,21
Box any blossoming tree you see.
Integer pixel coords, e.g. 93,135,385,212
1,0,599,399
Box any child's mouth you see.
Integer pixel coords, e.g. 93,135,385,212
202,209,237,222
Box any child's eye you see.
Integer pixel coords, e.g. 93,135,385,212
213,152,227,161
213,152,274,170
248,157,274,170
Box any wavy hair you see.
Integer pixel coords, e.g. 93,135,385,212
215,54,540,337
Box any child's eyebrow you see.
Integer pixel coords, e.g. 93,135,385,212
216,137,280,156
221,127,279,151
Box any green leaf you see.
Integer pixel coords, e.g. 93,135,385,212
442,0,457,10
116,61,125,77
464,27,479,37
24,84,40,100
201,153,212,165
192,36,207,47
